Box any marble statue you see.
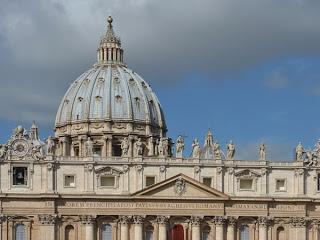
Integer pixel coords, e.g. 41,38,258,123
31,144,44,160
259,143,266,161
13,126,25,138
158,138,164,157
192,139,201,158
175,135,184,158
163,138,169,156
135,138,144,156
85,137,94,157
0,144,8,159
121,137,130,157
314,140,320,159
213,141,222,159
295,142,304,162
227,140,235,160
46,136,55,155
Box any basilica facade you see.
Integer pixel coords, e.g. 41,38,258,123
0,16,320,240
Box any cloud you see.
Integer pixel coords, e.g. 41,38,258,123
1,0,320,127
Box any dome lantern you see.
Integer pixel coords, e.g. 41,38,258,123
97,16,124,65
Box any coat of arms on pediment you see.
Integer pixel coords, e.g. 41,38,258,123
131,173,229,199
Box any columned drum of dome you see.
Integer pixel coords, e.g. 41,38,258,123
55,16,167,158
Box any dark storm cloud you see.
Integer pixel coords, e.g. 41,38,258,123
0,0,320,127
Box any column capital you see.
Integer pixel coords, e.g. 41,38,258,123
38,214,58,225
119,215,131,225
227,216,237,226
214,216,226,226
157,215,169,225
0,215,6,224
133,215,145,224
190,216,202,226
258,217,270,227
80,215,96,224
290,217,309,227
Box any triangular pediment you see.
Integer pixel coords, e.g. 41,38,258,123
94,166,122,176
132,174,229,199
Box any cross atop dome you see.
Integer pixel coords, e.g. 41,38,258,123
97,16,124,65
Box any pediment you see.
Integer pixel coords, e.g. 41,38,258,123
132,174,229,199
94,166,122,176
234,169,261,178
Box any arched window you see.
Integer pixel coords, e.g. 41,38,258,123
101,224,112,240
202,226,210,240
145,225,154,240
240,225,249,240
277,226,285,240
15,224,25,240
65,225,75,240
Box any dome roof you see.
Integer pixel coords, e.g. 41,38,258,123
55,65,166,129
54,16,167,138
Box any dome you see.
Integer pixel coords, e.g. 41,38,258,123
55,65,166,132
54,16,167,140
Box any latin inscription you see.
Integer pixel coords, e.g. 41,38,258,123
60,201,223,210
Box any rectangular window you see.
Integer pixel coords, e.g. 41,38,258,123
239,179,253,190
64,175,75,188
100,176,115,187
276,179,286,191
146,176,156,187
93,145,102,157
13,167,28,186
202,177,212,187
74,146,79,157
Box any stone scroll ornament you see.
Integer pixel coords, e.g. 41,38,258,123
174,177,186,196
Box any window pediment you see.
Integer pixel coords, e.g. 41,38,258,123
234,169,261,179
95,166,122,176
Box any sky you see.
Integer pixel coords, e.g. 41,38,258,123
1,0,320,160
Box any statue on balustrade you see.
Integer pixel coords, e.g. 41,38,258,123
46,136,55,155
0,144,8,160
121,137,130,157
295,142,304,162
85,137,94,157
192,138,201,158
213,141,222,159
226,140,235,160
135,138,144,156
31,143,45,160
259,143,266,160
175,135,185,158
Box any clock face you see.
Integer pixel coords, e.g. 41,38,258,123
12,140,29,157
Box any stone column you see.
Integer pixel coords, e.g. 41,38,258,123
214,216,226,240
61,137,68,157
148,137,154,156
157,216,169,240
0,215,6,240
120,216,130,240
101,135,108,158
38,214,57,240
107,135,113,157
78,136,84,157
81,215,96,240
129,135,134,158
258,217,268,240
133,216,144,240
122,165,130,193
227,217,237,240
289,217,307,240
190,216,201,240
